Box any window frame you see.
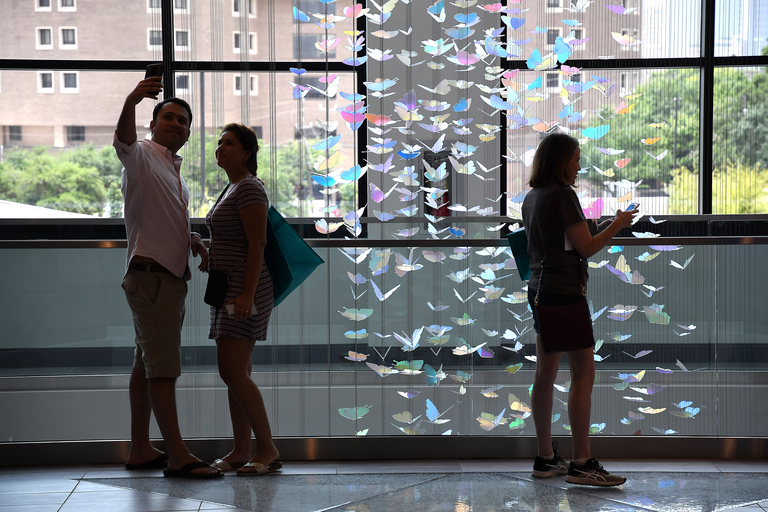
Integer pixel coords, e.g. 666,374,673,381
8,125,23,142
233,75,242,95
249,75,258,96
35,0,52,12
37,71,54,93
148,29,162,49
546,28,561,47
66,125,85,142
58,0,76,12
36,27,53,50
59,27,78,50
248,32,257,54
233,32,241,53
60,71,79,93
175,73,190,92
173,0,189,13
174,29,189,51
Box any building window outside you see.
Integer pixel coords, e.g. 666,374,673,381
37,28,53,49
175,30,189,49
546,0,560,7
60,27,77,49
59,0,75,11
573,29,584,51
36,0,51,11
61,71,79,93
233,32,241,53
249,32,257,54
234,75,241,95
547,28,560,46
38,71,54,92
249,75,258,95
147,0,160,11
295,0,333,15
621,28,639,51
66,126,85,142
294,33,335,60
174,0,188,11
546,72,559,89
176,74,189,91
8,126,22,142
233,0,255,16
148,29,162,48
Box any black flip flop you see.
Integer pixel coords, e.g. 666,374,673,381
124,452,169,470
163,461,223,479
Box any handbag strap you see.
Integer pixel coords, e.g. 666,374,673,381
208,184,229,269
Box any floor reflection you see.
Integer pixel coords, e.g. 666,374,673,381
86,471,768,512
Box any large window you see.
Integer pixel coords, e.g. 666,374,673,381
2,0,768,452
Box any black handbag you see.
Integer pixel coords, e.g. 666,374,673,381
204,268,229,307
534,262,595,354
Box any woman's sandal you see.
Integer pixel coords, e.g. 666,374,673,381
163,461,223,479
236,461,283,476
211,458,247,472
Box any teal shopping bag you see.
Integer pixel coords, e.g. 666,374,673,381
506,229,531,281
264,206,324,307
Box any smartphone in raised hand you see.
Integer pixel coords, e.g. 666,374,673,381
144,63,163,79
626,202,640,211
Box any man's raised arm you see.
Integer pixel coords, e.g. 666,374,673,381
116,76,163,145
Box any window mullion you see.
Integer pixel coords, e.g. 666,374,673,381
699,0,716,214
161,0,175,98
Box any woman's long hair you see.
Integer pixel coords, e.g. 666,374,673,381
527,133,579,188
222,123,260,176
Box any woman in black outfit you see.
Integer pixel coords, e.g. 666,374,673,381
522,133,636,486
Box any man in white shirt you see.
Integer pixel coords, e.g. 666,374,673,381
115,76,220,478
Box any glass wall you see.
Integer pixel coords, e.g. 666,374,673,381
2,236,768,442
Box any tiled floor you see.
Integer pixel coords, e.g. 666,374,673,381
1,459,767,512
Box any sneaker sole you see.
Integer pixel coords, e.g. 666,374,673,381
532,469,568,478
565,475,626,487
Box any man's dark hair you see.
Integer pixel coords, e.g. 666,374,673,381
152,98,193,125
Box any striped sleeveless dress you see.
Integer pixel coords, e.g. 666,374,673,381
206,176,273,341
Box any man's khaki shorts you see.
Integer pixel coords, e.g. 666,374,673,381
121,269,187,379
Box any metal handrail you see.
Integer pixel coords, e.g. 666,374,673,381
2,235,768,249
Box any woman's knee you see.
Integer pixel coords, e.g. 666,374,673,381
217,360,248,386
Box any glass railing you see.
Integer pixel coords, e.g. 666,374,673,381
2,222,768,443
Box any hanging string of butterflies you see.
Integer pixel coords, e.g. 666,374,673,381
291,0,700,437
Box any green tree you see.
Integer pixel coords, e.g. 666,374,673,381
0,147,106,215
181,135,324,218
582,68,700,190
667,162,768,214
61,144,123,217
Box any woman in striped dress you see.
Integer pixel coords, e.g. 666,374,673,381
204,123,281,476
